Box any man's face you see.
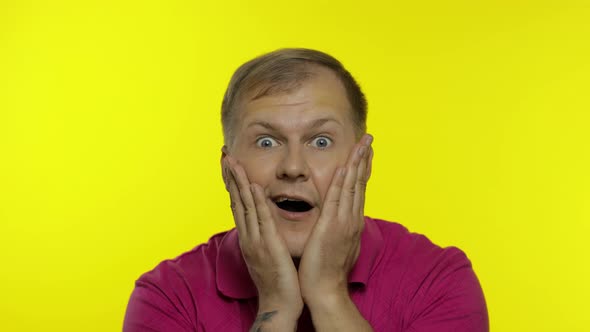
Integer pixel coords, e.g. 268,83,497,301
224,66,359,258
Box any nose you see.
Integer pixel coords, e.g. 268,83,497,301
276,145,310,181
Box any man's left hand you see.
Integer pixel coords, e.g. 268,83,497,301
298,134,374,307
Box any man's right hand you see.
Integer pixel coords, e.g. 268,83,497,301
223,156,303,330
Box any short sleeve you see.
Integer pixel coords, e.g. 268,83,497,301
405,248,489,332
123,262,197,332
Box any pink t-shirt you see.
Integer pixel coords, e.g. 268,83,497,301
123,217,488,331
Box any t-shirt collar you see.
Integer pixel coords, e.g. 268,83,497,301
216,216,383,299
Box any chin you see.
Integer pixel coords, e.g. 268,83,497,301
285,240,306,258
271,206,318,253
276,220,315,258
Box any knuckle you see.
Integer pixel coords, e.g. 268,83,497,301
243,203,256,215
238,184,248,193
240,246,254,259
358,178,368,187
327,198,340,206
356,183,367,192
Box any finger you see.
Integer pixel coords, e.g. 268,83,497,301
228,157,260,241
251,183,291,252
338,143,366,220
363,134,373,170
353,134,373,218
222,158,231,191
251,183,296,264
250,183,277,236
353,145,371,219
366,144,374,182
318,167,346,223
225,159,247,237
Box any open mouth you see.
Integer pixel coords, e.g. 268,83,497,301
273,197,313,213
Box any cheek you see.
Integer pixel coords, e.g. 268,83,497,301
238,156,275,186
308,148,351,198
309,158,340,200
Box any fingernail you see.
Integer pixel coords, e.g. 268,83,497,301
339,167,346,177
366,134,373,145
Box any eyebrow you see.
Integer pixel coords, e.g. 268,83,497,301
247,118,341,131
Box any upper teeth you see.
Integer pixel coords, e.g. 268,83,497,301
276,197,296,202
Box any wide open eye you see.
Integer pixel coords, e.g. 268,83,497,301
310,136,332,149
256,136,279,148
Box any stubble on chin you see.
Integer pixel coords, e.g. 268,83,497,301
281,227,311,258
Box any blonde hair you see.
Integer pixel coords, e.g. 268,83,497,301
221,48,367,145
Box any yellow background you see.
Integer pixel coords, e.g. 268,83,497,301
1,1,589,331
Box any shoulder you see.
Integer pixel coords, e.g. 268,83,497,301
123,230,232,332
367,217,488,331
369,217,472,276
136,230,228,290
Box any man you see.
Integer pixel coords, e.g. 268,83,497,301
124,48,488,331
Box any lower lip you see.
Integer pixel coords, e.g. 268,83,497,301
274,204,314,221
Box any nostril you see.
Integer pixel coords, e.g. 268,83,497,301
276,149,309,180
277,166,309,181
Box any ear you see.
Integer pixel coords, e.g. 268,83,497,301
221,145,230,191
